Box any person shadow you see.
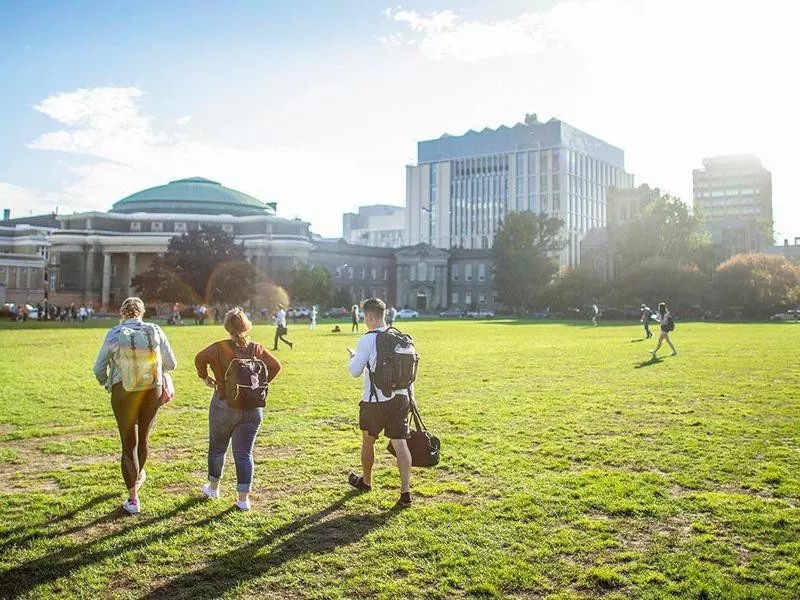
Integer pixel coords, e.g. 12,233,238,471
0,492,117,553
0,496,214,598
634,356,663,369
144,489,400,599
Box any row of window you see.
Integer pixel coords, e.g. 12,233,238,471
451,291,487,305
451,263,487,282
129,222,234,234
334,266,389,281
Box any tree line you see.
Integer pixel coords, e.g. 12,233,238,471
492,194,800,318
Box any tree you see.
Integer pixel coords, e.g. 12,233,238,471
133,227,256,305
539,264,607,311
713,253,800,317
492,211,565,314
610,257,711,312
289,265,333,306
615,194,712,274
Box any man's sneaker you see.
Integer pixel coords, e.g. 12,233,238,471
649,350,657,356
236,498,251,511
201,482,220,500
122,498,140,515
670,351,678,356
135,469,147,492
397,492,412,509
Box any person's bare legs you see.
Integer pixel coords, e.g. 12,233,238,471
389,438,412,494
665,333,677,355
360,431,376,487
651,331,666,355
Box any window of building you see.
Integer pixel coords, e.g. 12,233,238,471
452,292,459,305
174,222,187,233
370,267,377,280
478,263,486,282
360,267,366,280
465,263,473,282
49,271,57,291
465,291,472,305
452,265,460,281
222,224,234,234
130,221,142,232
335,266,342,278
348,267,354,279
383,268,388,280
479,292,485,303
151,222,163,232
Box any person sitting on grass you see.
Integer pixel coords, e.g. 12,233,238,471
346,297,413,508
650,301,678,357
93,297,177,515
194,307,282,511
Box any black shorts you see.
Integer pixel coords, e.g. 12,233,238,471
359,395,410,440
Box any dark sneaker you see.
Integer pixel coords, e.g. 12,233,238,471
348,472,371,492
397,492,412,509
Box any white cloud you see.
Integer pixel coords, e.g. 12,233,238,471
4,86,390,235
175,115,192,126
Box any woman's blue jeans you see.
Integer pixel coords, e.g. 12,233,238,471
208,394,263,493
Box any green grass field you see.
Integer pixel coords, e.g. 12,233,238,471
0,318,798,599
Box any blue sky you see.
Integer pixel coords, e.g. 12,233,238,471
1,0,797,241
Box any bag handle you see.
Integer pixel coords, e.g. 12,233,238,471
409,391,426,432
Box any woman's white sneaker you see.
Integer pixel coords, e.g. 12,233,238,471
201,482,220,500
122,499,140,514
236,498,251,511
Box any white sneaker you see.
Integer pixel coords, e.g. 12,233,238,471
122,499,140,514
135,469,147,492
670,351,678,356
236,498,251,511
201,482,220,500
649,350,657,356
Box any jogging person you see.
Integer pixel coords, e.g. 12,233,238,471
93,297,177,514
271,303,293,350
195,307,282,510
347,297,413,508
640,303,653,339
351,304,360,333
650,302,678,357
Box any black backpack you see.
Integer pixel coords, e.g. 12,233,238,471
367,327,419,401
665,314,676,332
223,342,269,408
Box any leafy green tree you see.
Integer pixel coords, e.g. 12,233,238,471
289,265,333,306
492,211,565,314
539,264,607,311
615,194,712,274
712,253,800,317
133,227,256,304
331,287,353,309
610,257,711,312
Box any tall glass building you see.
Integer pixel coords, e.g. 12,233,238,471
406,114,634,267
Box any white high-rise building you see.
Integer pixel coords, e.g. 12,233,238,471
406,114,634,267
342,205,405,248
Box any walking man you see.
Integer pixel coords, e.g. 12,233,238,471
650,302,678,357
272,303,293,350
640,304,653,339
591,303,600,326
346,298,413,508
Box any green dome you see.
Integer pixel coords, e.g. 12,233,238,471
110,177,275,216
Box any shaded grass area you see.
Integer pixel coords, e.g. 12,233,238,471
0,320,798,598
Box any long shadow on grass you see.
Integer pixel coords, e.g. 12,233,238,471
0,492,117,553
144,490,399,599
634,356,663,369
0,497,222,598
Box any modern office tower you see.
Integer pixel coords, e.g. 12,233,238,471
406,113,634,267
693,155,773,258
342,205,405,248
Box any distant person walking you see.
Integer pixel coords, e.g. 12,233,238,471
93,297,177,514
171,302,182,326
194,307,282,510
346,297,413,508
640,304,653,339
386,305,397,328
650,302,678,357
309,305,318,330
271,304,293,350
591,303,600,326
351,304,360,333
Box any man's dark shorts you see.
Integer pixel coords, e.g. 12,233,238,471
359,394,409,440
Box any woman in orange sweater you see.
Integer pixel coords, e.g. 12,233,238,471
194,307,281,510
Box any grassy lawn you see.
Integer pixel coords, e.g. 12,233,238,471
0,318,798,599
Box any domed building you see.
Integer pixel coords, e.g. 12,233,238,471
47,178,314,308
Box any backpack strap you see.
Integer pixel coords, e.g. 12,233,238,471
364,330,381,402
